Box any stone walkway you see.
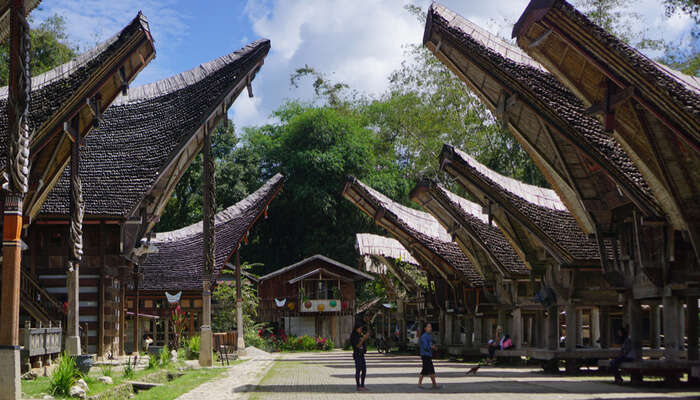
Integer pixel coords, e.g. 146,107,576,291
176,348,277,400
244,351,700,400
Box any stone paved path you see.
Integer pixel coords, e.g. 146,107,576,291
245,351,700,400
176,348,277,400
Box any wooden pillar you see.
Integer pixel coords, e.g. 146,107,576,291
1,2,30,396
397,300,406,346
663,294,682,360
600,306,610,349
535,310,545,348
65,115,83,356
119,284,126,356
200,125,215,366
512,308,522,348
687,297,698,361
472,316,482,345
463,315,473,348
591,307,601,348
164,318,170,349
650,304,661,350
546,306,558,350
627,297,642,361
680,300,686,350
236,251,245,350
576,309,584,347
132,264,139,354
439,309,446,346
497,309,505,336
565,304,577,352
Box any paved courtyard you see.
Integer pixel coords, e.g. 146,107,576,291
242,351,700,400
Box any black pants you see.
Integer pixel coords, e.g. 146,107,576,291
610,355,632,379
488,345,496,358
420,355,435,376
354,355,366,387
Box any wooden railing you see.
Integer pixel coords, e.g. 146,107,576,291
20,269,63,323
23,320,62,357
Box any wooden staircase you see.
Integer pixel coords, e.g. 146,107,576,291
19,269,64,324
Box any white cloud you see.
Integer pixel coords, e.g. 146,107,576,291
232,0,693,129
230,91,267,129
31,0,189,82
33,0,189,46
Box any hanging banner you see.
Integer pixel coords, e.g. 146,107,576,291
165,291,182,304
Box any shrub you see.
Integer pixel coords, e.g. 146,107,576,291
147,354,159,370
49,353,82,396
299,335,317,351
123,356,136,379
185,335,200,360
99,362,113,377
159,345,171,367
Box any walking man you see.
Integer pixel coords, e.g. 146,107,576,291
350,322,369,391
418,323,439,389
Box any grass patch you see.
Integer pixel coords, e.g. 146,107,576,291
24,360,243,399
131,366,233,400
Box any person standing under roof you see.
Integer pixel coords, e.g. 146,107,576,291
350,323,370,391
418,323,439,389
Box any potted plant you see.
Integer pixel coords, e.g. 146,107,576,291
331,286,340,299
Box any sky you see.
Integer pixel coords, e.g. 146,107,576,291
32,0,697,130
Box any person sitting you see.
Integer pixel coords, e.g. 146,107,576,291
501,334,513,350
610,327,635,384
487,339,498,363
143,335,153,352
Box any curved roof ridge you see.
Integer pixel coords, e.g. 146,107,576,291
356,233,419,266
438,184,490,225
154,173,283,243
113,38,269,105
428,3,544,71
358,181,452,242
0,12,149,99
451,147,567,211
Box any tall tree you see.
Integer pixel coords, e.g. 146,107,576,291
156,119,264,232
239,102,409,273
0,14,77,85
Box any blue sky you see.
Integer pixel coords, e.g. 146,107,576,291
32,0,697,130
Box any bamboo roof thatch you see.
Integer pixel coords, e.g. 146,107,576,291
138,173,284,291
355,233,424,293
440,145,603,268
356,233,419,268
411,180,529,280
0,12,155,223
343,176,484,287
41,39,270,219
513,0,700,264
423,3,661,238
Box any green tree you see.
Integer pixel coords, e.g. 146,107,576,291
363,5,547,189
239,101,410,273
156,119,264,232
0,14,77,85
212,265,260,332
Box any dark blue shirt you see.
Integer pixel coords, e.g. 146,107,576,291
420,332,433,357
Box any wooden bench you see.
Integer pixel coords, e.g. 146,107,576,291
598,359,700,384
